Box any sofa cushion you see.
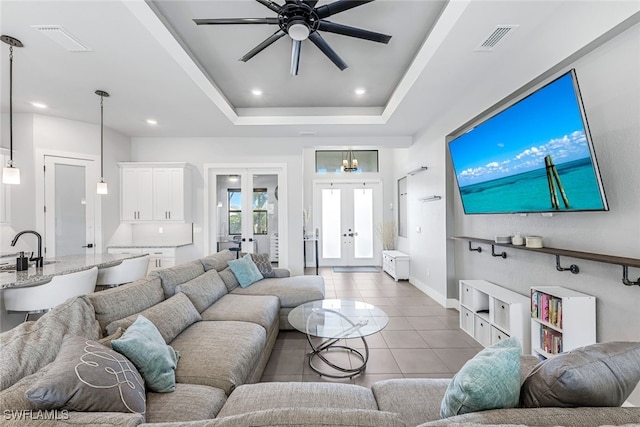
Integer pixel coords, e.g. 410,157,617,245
218,382,378,417
228,254,264,288
230,275,325,308
419,407,640,426
146,383,227,423
97,327,125,348
25,335,146,414
150,260,205,298
0,295,100,391
520,341,640,408
372,378,450,426
170,321,266,395
138,408,406,426
175,269,228,313
105,292,201,344
112,316,179,393
218,267,240,292
250,253,276,278
440,337,521,418
200,250,237,272
201,294,279,332
89,276,164,334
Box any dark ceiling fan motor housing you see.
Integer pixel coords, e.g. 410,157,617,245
194,0,392,75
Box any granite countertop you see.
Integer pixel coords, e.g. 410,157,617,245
0,253,147,289
107,243,193,249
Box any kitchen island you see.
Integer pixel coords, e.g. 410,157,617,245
0,253,148,289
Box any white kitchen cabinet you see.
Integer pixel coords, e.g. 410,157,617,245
459,279,531,354
382,250,410,281
108,245,193,274
120,167,153,221
145,247,176,273
153,168,191,221
119,163,191,222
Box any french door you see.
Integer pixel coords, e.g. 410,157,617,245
207,166,285,265
314,181,382,267
43,155,98,257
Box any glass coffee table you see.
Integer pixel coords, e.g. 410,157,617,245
288,299,389,378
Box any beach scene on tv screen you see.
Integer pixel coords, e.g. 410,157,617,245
450,72,606,214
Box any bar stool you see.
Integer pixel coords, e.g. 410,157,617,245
3,266,99,322
229,236,242,259
96,255,150,288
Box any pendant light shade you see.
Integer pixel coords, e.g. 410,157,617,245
95,90,109,195
2,35,23,185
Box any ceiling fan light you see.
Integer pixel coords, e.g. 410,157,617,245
287,20,310,41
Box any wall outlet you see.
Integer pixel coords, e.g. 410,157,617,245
158,227,164,234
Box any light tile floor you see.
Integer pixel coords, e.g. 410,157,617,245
261,267,482,388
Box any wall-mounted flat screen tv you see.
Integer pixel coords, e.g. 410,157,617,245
448,69,608,215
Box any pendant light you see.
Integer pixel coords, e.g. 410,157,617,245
341,150,358,173
1,35,24,185
95,90,109,195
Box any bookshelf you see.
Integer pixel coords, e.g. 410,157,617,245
530,286,595,359
459,280,531,353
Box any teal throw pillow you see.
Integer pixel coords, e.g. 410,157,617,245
228,254,264,288
111,315,179,393
440,337,522,418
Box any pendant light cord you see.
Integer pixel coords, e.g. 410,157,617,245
100,94,104,180
9,45,13,164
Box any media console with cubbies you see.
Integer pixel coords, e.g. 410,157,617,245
459,280,531,354
530,285,595,360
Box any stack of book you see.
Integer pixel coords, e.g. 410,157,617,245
531,290,563,328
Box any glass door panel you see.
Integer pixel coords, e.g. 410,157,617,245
212,168,282,264
353,188,373,259
321,188,341,259
316,182,381,267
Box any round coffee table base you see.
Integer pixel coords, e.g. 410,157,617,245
306,335,370,379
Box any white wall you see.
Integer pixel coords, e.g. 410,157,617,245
409,20,640,404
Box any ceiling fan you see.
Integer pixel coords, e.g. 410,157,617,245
194,0,392,75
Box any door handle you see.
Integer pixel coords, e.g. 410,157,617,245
82,243,94,248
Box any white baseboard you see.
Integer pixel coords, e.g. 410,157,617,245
409,276,447,307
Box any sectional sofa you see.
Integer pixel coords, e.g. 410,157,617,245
1,250,639,426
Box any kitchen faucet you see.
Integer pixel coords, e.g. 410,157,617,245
11,230,43,268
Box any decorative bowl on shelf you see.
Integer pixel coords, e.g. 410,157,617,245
526,236,544,248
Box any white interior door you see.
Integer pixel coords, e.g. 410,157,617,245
44,155,97,257
208,167,284,264
314,181,381,267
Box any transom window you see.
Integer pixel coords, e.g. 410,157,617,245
315,150,379,173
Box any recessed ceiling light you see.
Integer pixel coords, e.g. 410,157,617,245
354,88,366,95
31,102,47,109
146,119,158,125
251,89,263,96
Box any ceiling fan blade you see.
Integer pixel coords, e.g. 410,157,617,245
308,31,347,70
194,18,278,25
290,40,302,76
315,0,374,20
317,20,391,43
255,0,283,14
240,29,287,62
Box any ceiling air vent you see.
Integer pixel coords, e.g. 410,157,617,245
31,25,91,52
474,25,518,52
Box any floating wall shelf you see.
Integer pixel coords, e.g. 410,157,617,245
452,236,640,287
